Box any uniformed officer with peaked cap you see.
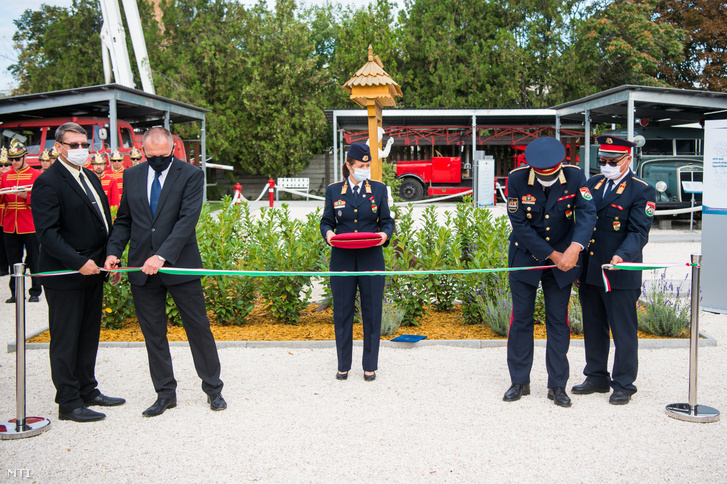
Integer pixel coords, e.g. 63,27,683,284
504,137,597,407
571,135,656,405
320,142,395,381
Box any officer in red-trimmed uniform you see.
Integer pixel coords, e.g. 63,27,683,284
320,143,395,382
109,149,126,196
91,153,121,207
572,135,656,405
0,139,42,302
0,148,10,275
504,137,597,407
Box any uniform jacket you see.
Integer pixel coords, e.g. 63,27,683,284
320,179,395,271
109,168,124,196
98,173,121,207
507,164,597,288
106,158,205,286
0,165,40,234
31,161,112,290
581,171,656,289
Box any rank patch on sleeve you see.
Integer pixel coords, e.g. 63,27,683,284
646,201,656,217
508,198,518,213
579,187,593,201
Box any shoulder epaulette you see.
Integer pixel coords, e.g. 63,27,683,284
563,164,582,171
632,176,650,186
369,179,386,186
327,180,344,187
510,165,529,174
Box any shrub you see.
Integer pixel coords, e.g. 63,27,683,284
638,271,690,337
477,287,512,336
380,300,405,337
568,288,583,335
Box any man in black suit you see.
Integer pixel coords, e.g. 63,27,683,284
31,122,125,423
104,127,225,417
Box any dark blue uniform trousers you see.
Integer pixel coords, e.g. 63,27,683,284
331,274,384,372
508,269,572,388
579,282,640,394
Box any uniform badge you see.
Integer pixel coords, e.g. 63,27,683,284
337,210,342,217
334,200,346,209
565,210,573,219
340,183,348,195
371,203,377,214
508,198,518,213
616,181,626,195
579,187,593,200
645,201,656,217
594,179,605,191
365,180,372,194
610,203,623,211
521,194,536,205
613,221,621,231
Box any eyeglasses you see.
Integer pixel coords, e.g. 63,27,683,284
60,141,90,149
597,155,627,167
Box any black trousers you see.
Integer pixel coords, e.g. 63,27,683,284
131,276,223,399
0,229,8,274
4,231,42,297
330,274,384,372
579,282,640,394
508,269,572,388
46,284,103,413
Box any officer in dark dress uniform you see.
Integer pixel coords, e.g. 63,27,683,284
504,137,597,407
572,135,656,405
320,143,395,381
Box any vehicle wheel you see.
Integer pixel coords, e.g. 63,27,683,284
399,179,424,201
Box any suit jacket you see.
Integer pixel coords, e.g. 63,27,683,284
320,179,395,271
106,158,205,286
31,161,112,290
507,164,597,288
581,171,656,289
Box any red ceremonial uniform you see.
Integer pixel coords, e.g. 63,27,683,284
0,165,40,234
98,173,121,207
109,167,124,196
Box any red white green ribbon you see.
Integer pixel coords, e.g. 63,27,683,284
600,262,695,292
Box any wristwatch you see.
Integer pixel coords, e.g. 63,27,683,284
156,255,166,262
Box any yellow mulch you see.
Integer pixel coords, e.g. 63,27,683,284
26,303,670,343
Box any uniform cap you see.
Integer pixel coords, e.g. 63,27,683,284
129,148,142,159
347,143,371,163
596,135,636,157
7,139,27,159
110,149,124,161
524,137,565,171
91,153,106,165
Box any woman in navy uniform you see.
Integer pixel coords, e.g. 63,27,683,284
504,137,597,407
572,135,656,405
320,143,395,381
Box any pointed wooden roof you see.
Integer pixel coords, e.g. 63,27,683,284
343,45,402,108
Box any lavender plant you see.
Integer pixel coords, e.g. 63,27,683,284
638,271,690,337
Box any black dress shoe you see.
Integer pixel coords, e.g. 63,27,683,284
207,393,227,411
28,295,40,302
336,371,348,380
142,397,177,417
548,387,572,408
84,393,126,407
59,407,106,422
503,384,530,402
364,372,376,381
571,380,610,395
609,390,631,405
5,296,15,304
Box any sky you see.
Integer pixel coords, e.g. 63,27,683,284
0,0,400,96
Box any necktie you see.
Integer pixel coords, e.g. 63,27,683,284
544,186,550,198
604,180,613,195
353,185,359,197
79,172,104,220
150,171,161,217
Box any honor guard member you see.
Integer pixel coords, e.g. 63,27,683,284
39,149,53,172
0,139,42,302
109,149,126,196
0,148,10,275
129,148,143,166
504,137,597,407
91,153,121,207
50,147,59,164
572,135,656,405
320,143,395,381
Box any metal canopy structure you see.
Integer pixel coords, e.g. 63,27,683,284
552,84,727,172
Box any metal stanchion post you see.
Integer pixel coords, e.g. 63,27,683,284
0,263,51,440
666,254,720,423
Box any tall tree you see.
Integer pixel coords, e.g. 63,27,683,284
573,0,684,90
657,0,727,91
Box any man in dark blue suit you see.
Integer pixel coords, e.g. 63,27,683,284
105,127,225,417
504,137,597,407
572,135,656,405
320,143,395,381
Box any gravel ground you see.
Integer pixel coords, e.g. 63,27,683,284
2,204,725,483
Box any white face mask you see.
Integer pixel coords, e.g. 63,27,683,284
352,167,370,182
537,177,557,187
600,163,623,180
65,148,89,167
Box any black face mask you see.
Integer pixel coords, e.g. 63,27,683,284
146,153,173,173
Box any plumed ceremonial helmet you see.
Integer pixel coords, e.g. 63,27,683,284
39,149,51,162
129,148,142,159
7,139,27,159
0,147,9,165
110,149,124,161
91,153,106,165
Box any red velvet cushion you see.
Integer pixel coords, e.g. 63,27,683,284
330,232,383,249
